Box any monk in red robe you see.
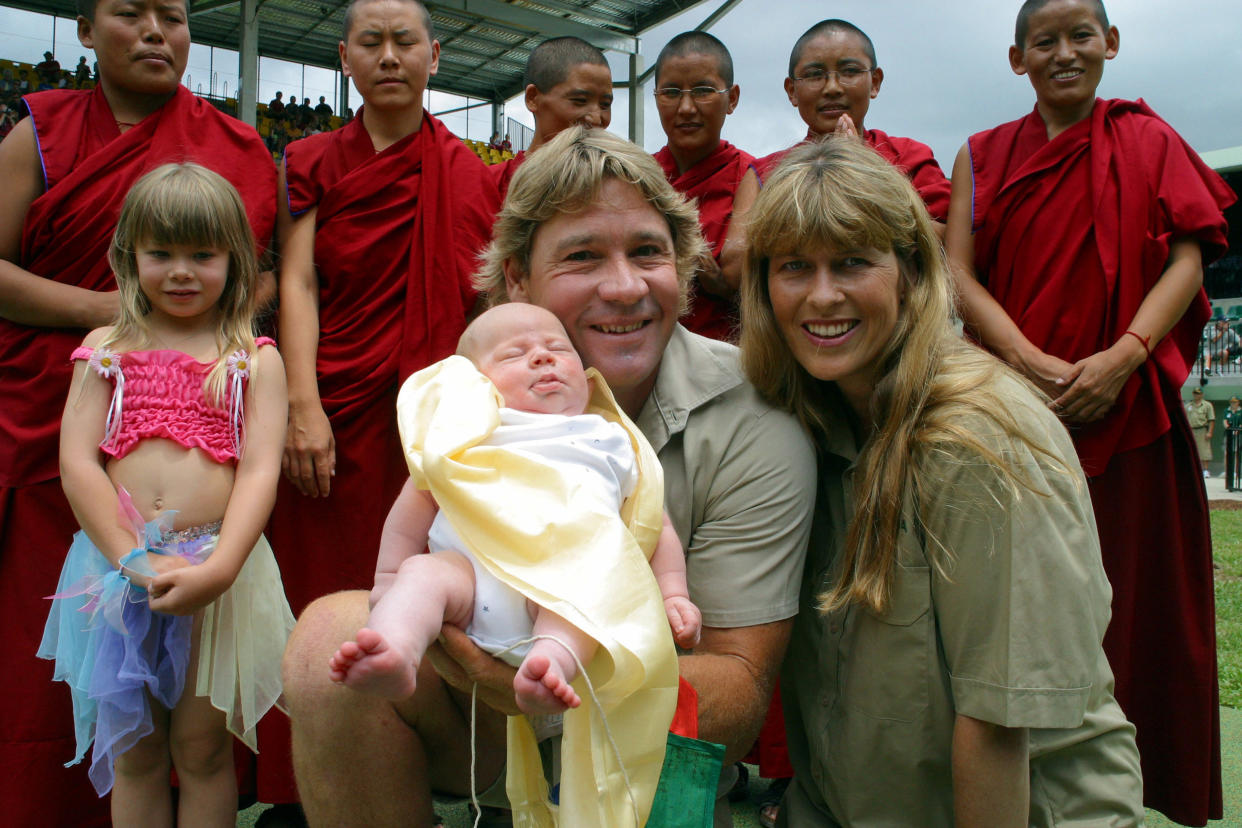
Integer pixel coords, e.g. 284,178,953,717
267,0,498,810
754,19,950,223
652,32,757,342
490,36,612,200
946,2,1234,824
0,1,276,824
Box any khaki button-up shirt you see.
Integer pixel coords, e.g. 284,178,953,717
780,376,1143,826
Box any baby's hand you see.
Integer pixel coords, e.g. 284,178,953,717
665,595,702,649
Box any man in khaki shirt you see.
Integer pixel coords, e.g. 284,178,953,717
1186,387,1215,474
281,128,816,828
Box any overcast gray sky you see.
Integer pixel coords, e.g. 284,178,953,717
3,0,1236,164
507,0,1242,166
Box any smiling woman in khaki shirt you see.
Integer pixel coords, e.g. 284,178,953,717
738,137,1144,827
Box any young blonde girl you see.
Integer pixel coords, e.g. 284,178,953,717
39,162,294,827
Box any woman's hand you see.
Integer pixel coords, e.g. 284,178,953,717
148,562,230,615
425,624,522,716
283,400,336,497
1050,336,1147,423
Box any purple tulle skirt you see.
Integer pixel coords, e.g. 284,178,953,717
37,519,210,795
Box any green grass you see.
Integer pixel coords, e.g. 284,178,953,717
1213,508,1242,709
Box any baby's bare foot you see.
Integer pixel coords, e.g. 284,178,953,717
515,647,581,714
328,627,418,700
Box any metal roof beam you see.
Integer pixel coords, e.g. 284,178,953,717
635,0,742,85
190,0,240,16
433,0,637,54
505,0,623,28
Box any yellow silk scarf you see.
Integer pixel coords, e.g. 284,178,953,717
396,355,679,827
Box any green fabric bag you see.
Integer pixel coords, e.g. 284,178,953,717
646,733,725,828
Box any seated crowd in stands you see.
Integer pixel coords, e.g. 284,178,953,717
0,53,98,139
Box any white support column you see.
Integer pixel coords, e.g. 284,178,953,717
237,0,258,127
628,50,643,146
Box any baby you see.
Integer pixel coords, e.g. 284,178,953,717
330,303,701,714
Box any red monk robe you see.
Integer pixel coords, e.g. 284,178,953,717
755,128,951,220
490,148,526,201
0,84,276,827
260,111,498,802
655,140,754,341
968,98,1235,827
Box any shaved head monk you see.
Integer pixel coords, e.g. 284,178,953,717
652,32,757,342
946,1,1235,823
0,0,277,824
755,19,951,224
265,0,499,815
491,36,613,199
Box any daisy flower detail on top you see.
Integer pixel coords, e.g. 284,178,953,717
226,349,251,380
88,348,121,379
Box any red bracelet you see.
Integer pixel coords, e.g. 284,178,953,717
1124,329,1151,358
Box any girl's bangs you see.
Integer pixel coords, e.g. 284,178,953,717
132,189,232,249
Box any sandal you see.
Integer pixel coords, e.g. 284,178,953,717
757,776,791,828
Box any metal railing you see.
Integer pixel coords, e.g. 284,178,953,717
1194,319,1242,380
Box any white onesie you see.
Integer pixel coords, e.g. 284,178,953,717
426,407,637,665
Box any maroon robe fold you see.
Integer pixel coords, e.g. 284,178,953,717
261,112,497,802
0,84,276,828
490,149,526,201
655,140,755,341
755,128,951,220
969,98,1235,826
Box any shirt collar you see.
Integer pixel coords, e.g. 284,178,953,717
636,325,744,451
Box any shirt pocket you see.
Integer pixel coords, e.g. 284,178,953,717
839,563,932,723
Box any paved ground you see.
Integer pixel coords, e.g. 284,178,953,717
1206,472,1242,503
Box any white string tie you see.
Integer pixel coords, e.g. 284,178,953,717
468,633,640,828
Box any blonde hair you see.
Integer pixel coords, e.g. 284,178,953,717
474,126,708,310
103,162,259,405
740,138,1063,614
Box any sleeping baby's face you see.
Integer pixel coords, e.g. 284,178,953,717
465,304,591,417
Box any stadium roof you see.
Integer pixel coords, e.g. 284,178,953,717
9,0,715,103
1203,146,1242,174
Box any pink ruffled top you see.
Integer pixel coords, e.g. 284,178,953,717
70,338,274,464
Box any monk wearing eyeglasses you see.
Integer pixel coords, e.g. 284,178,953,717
652,32,757,341
755,19,950,225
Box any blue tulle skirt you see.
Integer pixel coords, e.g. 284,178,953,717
37,518,294,796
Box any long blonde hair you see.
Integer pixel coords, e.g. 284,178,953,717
474,126,708,310
740,139,1063,614
102,162,259,405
